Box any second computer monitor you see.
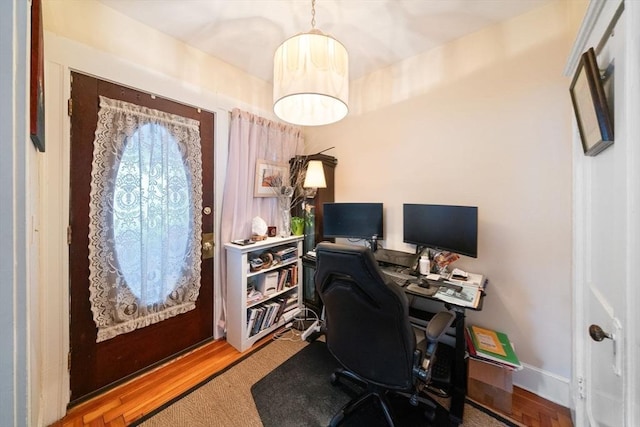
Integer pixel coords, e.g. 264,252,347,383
403,203,478,258
322,202,384,241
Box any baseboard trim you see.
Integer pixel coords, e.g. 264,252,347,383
513,362,571,408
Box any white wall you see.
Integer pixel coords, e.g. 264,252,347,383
306,2,575,406
1,0,36,425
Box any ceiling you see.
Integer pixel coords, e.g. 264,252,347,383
98,0,554,82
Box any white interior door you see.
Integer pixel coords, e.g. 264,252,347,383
572,2,631,426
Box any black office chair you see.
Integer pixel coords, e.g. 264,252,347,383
314,242,455,427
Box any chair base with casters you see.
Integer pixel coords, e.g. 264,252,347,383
326,311,455,427
328,367,441,427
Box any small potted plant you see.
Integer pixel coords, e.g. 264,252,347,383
290,216,305,236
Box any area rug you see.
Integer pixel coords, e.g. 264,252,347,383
135,337,307,427
251,340,521,427
135,337,521,427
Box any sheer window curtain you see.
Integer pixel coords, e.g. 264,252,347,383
88,96,203,342
217,108,304,335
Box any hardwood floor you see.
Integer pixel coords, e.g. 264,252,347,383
509,388,573,427
51,333,573,427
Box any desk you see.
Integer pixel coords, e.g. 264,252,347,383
302,254,486,426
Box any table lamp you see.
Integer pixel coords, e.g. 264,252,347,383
302,160,326,252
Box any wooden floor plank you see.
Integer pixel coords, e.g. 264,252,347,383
105,416,126,427
557,412,574,427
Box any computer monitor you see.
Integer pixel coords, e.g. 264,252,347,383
403,204,478,258
322,203,384,246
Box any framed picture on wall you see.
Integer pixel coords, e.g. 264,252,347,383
569,47,614,156
254,159,289,197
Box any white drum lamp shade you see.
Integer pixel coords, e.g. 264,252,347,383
273,29,349,126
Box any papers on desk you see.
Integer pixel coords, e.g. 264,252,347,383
403,271,486,308
433,273,486,309
434,283,481,308
447,272,486,289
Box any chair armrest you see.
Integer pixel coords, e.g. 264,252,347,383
425,311,455,342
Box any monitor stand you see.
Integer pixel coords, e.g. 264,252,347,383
369,235,378,252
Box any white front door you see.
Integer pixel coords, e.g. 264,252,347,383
581,24,624,426
570,1,638,426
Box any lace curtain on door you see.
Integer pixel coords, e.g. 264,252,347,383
88,96,203,342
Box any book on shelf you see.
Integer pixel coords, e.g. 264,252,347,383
246,307,259,335
272,297,287,324
273,245,298,262
281,294,299,317
466,325,522,371
280,266,293,290
285,292,298,305
277,268,288,291
247,290,300,337
250,307,266,336
259,304,274,332
266,301,281,329
275,265,298,290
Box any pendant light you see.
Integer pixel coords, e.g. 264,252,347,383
273,0,349,126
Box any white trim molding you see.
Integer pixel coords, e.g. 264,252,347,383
514,363,571,408
564,0,624,77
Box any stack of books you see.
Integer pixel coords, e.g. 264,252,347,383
465,325,522,371
276,264,298,291
273,245,298,263
246,293,298,338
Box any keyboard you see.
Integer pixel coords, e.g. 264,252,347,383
381,268,415,287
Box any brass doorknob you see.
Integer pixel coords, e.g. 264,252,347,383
589,324,613,342
202,232,214,259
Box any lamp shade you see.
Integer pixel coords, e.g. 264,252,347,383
303,160,327,188
273,29,349,126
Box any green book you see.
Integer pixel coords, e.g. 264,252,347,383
467,325,522,370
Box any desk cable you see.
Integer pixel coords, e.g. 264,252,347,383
273,306,321,342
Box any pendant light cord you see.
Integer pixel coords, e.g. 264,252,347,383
311,0,316,29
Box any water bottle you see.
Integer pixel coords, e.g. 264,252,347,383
419,256,430,275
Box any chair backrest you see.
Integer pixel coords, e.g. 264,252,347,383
315,242,417,390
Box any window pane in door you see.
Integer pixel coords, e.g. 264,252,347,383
113,122,192,305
